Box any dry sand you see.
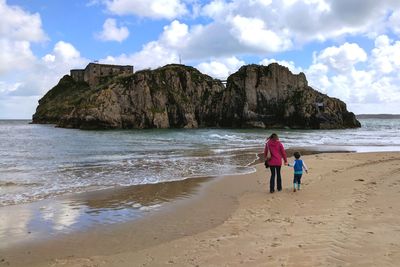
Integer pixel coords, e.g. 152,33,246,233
2,152,400,267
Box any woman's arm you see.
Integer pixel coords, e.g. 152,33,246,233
303,161,309,173
264,142,269,160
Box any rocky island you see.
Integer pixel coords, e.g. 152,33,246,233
32,63,361,129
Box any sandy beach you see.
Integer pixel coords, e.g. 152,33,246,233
2,151,400,267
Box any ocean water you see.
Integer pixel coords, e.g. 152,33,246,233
1,119,400,207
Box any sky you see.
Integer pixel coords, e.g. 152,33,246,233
1,0,400,119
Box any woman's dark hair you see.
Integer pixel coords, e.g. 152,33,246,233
294,152,301,159
268,133,278,140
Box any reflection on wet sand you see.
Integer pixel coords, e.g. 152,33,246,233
0,205,32,243
40,203,82,231
0,176,210,249
72,176,210,210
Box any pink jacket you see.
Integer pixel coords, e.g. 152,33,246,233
264,139,287,166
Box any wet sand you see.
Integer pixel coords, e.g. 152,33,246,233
2,152,400,266
0,176,216,248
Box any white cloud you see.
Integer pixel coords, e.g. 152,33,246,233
0,0,47,75
388,10,400,36
106,0,188,19
305,36,400,112
199,0,400,48
2,41,88,98
0,40,35,75
167,0,399,59
253,0,273,7
0,0,47,42
163,18,292,59
102,41,179,70
306,63,331,93
0,0,52,118
96,18,129,42
307,45,368,101
0,39,89,119
99,20,187,70
201,0,228,19
282,0,397,41
51,41,83,62
371,35,400,74
196,56,245,79
313,42,367,73
96,0,400,62
160,20,189,48
230,15,291,52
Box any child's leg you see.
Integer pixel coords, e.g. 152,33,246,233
297,175,302,190
293,175,297,192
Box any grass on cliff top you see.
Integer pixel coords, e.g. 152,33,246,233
135,64,216,82
35,75,94,117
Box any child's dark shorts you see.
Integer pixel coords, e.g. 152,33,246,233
293,174,302,184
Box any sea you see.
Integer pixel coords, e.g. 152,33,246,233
1,118,400,244
1,118,400,208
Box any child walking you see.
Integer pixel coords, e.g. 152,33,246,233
288,152,308,192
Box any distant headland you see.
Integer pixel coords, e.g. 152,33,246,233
357,114,400,119
32,62,361,130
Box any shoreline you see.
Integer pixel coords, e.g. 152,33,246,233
2,151,400,266
0,146,348,243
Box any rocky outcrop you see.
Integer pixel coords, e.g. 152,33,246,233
32,63,361,129
33,64,225,129
220,63,361,129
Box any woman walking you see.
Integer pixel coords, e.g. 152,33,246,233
264,133,287,193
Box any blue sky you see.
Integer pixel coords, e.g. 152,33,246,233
1,0,400,118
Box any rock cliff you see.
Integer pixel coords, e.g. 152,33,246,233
33,64,225,129
32,63,361,129
220,63,360,129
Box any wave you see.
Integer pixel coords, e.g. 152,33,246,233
0,164,257,207
209,133,242,140
0,181,43,187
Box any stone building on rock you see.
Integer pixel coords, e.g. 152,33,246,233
70,63,133,87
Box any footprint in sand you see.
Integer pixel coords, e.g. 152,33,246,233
271,242,281,247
